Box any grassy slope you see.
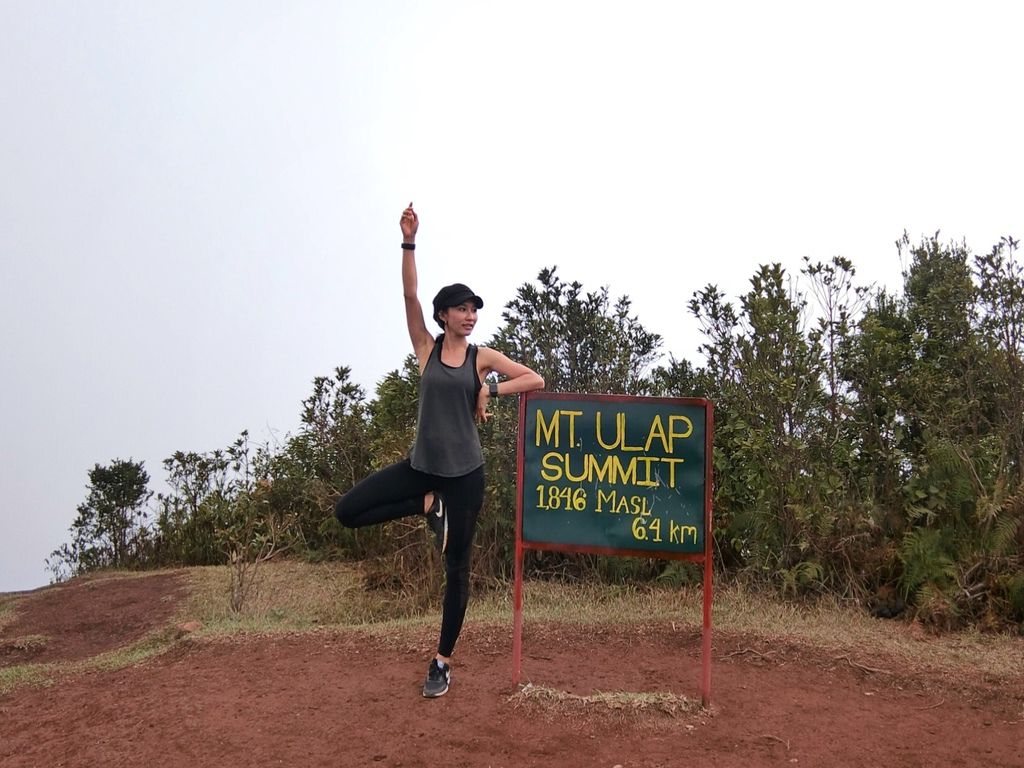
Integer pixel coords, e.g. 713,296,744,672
2,561,1021,695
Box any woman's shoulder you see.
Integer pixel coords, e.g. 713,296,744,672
476,345,510,357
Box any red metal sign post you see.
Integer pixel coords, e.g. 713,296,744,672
511,391,715,706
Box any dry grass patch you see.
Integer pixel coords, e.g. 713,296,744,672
708,585,1024,682
0,663,53,695
183,561,442,636
510,682,701,718
0,595,20,633
86,626,187,671
470,579,1024,683
1,634,48,654
0,627,181,696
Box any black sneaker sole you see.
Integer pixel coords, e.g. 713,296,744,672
428,496,448,554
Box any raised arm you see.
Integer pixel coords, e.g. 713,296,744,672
400,203,435,369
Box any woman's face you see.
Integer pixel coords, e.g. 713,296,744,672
441,302,478,335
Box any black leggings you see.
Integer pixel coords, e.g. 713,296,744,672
334,459,485,658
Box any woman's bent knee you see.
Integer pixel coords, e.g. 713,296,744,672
334,495,355,528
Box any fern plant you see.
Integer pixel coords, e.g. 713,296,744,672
898,527,956,603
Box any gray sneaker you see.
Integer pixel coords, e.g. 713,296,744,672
422,658,451,698
426,494,448,554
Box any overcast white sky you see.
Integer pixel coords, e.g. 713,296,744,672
2,1,1021,592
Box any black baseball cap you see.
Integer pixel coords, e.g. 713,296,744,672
432,283,484,328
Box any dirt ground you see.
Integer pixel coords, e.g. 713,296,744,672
1,572,1021,768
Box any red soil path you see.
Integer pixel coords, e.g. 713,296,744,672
1,572,1021,767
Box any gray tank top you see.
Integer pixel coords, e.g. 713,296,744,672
409,339,484,477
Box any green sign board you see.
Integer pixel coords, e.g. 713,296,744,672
518,392,712,557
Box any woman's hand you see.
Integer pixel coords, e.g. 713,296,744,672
475,386,491,423
400,202,418,242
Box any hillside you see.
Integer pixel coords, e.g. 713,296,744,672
1,565,1021,767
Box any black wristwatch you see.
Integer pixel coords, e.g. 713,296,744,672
488,381,499,398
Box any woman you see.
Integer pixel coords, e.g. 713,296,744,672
334,202,545,698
